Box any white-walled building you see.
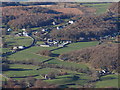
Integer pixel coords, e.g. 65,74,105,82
18,46,24,49
52,22,56,25
68,21,74,24
7,28,12,32
23,32,29,37
22,28,26,31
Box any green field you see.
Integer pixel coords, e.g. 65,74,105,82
5,35,33,47
2,48,10,53
3,64,92,88
4,36,118,88
95,79,118,88
52,41,98,54
3,64,89,79
45,73,91,87
8,50,51,62
83,3,112,15
47,58,89,71
3,64,59,80
8,41,98,64
8,45,57,62
95,74,119,88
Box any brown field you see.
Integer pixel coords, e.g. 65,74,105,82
53,8,84,15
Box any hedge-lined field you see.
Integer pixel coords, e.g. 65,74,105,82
5,35,33,47
52,41,98,54
83,3,112,15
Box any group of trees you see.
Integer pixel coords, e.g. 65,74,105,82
2,77,58,88
50,14,118,41
9,59,90,74
108,2,119,14
36,50,52,56
2,6,74,29
59,43,119,72
2,2,57,7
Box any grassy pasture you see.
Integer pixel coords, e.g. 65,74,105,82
83,3,111,15
8,49,51,62
3,64,89,81
2,48,10,53
45,73,91,87
5,35,33,47
3,64,59,80
7,45,57,62
95,79,118,88
95,74,119,88
52,41,98,54
2,35,33,53
47,58,89,71
7,41,98,62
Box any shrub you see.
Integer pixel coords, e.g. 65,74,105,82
36,50,52,56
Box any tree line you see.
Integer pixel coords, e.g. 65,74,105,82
2,6,74,29
50,14,119,41
59,43,119,72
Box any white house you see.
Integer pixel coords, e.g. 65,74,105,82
18,33,22,36
18,46,24,49
23,32,29,37
42,29,45,32
40,44,50,47
22,28,26,31
57,27,59,30
102,70,106,73
7,28,12,32
13,46,18,50
52,22,56,25
68,21,74,24
57,26,63,30
42,29,48,32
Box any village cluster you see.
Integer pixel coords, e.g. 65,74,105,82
39,39,72,47
6,16,119,52
6,20,75,50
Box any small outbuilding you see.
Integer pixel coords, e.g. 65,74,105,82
7,28,12,32
68,21,74,24
18,46,24,49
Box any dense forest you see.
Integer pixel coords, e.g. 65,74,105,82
50,2,119,41
2,78,58,88
59,43,119,72
108,2,119,14
2,6,74,29
50,15,118,41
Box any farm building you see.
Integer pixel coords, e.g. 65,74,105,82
40,44,50,47
12,46,18,50
68,20,74,24
52,22,56,25
23,32,29,37
18,46,24,49
22,28,26,31
7,28,12,32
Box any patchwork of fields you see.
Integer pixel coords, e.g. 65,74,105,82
3,37,119,88
82,3,112,15
2,2,119,88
